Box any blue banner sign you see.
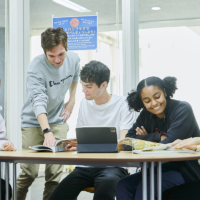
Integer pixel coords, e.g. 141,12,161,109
53,15,97,51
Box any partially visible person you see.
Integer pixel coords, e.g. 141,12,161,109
162,137,200,200
0,97,16,200
172,137,200,151
17,27,80,200
0,80,16,152
116,76,200,200
48,60,135,200
0,108,16,151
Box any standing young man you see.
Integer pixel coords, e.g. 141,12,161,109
48,60,135,200
17,27,80,200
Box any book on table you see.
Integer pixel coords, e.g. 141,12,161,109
29,138,77,153
118,138,195,154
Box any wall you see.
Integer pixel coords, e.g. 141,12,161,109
0,28,5,117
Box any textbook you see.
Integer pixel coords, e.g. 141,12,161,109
118,138,161,151
118,138,195,154
132,144,195,154
29,138,77,153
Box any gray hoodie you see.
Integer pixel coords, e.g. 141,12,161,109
21,51,80,127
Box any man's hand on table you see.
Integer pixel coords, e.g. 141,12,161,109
65,140,77,151
161,135,167,141
43,132,56,147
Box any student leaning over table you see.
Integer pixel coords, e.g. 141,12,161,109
48,60,135,200
16,27,80,200
162,137,200,200
115,76,200,200
0,106,16,200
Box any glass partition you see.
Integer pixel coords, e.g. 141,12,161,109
0,0,6,117
139,2,200,125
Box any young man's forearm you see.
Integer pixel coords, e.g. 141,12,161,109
37,113,56,147
37,113,50,130
119,129,129,141
68,82,77,101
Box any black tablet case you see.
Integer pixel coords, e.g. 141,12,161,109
76,127,118,153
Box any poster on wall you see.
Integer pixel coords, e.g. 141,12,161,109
53,15,97,51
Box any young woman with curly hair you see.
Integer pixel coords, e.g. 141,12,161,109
116,76,200,200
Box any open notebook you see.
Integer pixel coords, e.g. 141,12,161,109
118,138,195,154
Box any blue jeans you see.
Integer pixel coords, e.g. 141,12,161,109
116,163,185,200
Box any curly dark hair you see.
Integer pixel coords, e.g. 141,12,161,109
41,27,68,53
80,60,110,87
127,76,178,112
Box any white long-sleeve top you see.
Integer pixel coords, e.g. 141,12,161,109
0,106,9,150
196,145,200,165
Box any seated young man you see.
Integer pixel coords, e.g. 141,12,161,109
48,60,135,200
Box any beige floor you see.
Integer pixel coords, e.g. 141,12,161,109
31,164,93,200
31,172,93,200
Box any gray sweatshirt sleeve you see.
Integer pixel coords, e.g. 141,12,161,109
0,108,9,150
72,54,80,82
27,70,48,118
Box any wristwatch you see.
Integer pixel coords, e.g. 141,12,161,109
43,128,52,135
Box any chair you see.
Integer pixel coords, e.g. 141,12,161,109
75,187,94,200
82,187,94,193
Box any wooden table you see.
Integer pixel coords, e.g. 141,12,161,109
1,150,200,200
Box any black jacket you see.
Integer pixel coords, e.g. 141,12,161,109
126,99,200,144
126,99,200,182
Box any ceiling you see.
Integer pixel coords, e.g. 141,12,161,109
1,0,200,35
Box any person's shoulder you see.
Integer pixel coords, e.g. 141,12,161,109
28,54,46,72
109,95,127,107
111,94,126,103
111,95,135,114
80,97,87,104
80,97,91,106
169,99,192,113
138,107,150,119
67,51,78,56
66,51,80,61
170,99,191,109
79,98,94,112
30,54,45,65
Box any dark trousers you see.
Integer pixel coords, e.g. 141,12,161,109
1,178,12,200
163,180,200,200
116,162,185,200
48,167,128,200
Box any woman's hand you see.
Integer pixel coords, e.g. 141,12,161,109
3,142,16,151
171,137,200,149
135,126,148,135
185,145,198,151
